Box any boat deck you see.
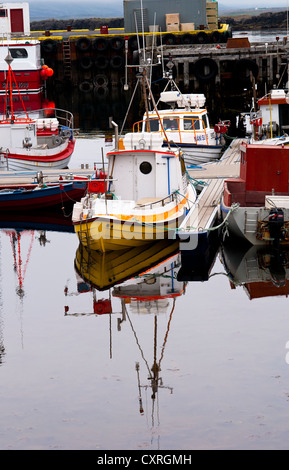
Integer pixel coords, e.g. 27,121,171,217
0,168,94,187
177,138,243,247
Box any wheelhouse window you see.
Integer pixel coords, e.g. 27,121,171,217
163,117,178,130
145,118,159,132
0,10,7,17
9,48,28,59
184,116,201,130
184,115,208,130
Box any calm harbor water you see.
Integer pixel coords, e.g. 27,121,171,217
2,28,289,450
1,135,289,451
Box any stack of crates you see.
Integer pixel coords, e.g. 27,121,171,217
166,13,180,32
206,1,218,30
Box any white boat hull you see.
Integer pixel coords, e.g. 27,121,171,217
0,138,75,171
1,154,73,171
163,142,223,165
221,200,289,245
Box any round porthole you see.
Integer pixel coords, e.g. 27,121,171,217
139,161,152,174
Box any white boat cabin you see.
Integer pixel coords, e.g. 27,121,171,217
138,91,216,146
250,89,289,138
0,38,41,71
108,132,186,203
0,2,30,36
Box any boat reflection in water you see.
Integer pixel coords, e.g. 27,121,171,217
0,210,74,298
74,239,181,291
72,239,186,426
220,239,289,300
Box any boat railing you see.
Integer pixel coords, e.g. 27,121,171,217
136,191,179,209
133,117,209,145
13,107,74,133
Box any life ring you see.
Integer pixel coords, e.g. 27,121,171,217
162,33,176,45
41,39,57,54
110,55,124,69
109,36,124,51
180,33,195,45
95,55,109,70
210,31,221,43
79,81,93,93
196,31,209,44
93,74,109,87
79,56,94,70
93,37,108,52
233,58,259,83
193,57,218,81
76,37,91,52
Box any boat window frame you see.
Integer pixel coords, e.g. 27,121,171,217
144,118,159,132
9,48,29,59
184,116,202,131
162,117,179,131
139,161,152,175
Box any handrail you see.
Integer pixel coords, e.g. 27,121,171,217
10,107,74,131
132,116,209,146
136,191,178,209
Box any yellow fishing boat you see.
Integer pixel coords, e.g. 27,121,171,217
72,132,196,252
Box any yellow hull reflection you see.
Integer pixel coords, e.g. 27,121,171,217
74,239,180,291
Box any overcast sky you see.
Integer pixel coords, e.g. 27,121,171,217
7,0,289,13
23,0,289,7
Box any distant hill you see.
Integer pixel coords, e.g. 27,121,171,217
27,1,289,31
220,9,289,30
31,17,124,31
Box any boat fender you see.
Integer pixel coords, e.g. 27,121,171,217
76,37,91,52
110,55,124,70
194,58,218,81
95,56,109,70
109,36,124,51
36,171,44,185
79,81,93,93
93,74,109,87
94,86,109,97
162,33,176,45
52,135,63,146
79,56,93,70
210,31,221,43
41,39,57,54
180,33,195,45
93,37,108,52
195,31,209,44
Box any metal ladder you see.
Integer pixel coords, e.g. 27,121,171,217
245,257,260,281
244,209,259,235
62,39,72,80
